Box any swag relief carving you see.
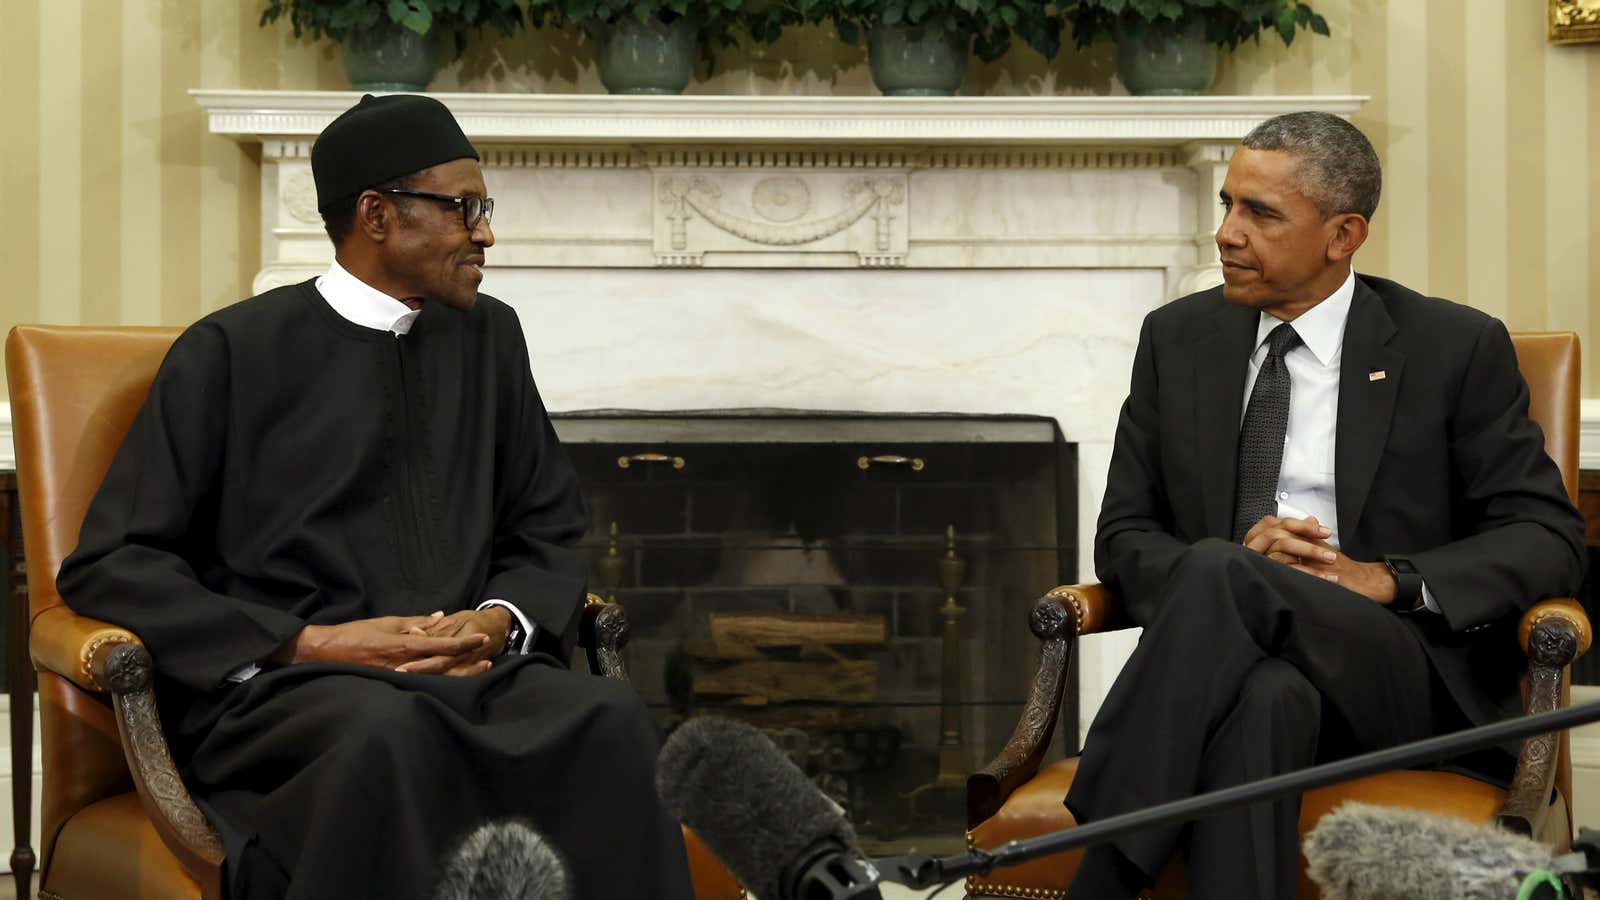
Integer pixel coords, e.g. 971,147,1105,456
654,169,909,267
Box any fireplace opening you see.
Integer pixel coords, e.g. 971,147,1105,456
556,410,1077,852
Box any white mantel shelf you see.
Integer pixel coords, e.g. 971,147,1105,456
193,90,1368,146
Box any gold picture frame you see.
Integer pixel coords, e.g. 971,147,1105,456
1551,0,1600,43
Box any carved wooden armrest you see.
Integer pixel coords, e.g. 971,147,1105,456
1517,598,1592,660
1498,598,1591,836
28,605,142,693
966,582,1138,827
85,639,226,897
580,593,630,682
967,593,1079,827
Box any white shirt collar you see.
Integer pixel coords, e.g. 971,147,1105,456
1255,268,1356,367
315,259,421,336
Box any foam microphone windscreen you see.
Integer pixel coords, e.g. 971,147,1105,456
1304,802,1557,900
657,716,859,900
433,819,572,900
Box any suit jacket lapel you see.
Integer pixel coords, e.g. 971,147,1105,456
1335,278,1404,550
1195,299,1259,540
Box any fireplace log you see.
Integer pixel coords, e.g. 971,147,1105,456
708,612,886,648
685,638,849,662
683,639,762,661
692,659,877,703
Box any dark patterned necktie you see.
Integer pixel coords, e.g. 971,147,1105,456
1231,323,1303,542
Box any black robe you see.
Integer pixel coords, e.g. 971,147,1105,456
57,281,693,900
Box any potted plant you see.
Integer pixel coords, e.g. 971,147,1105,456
524,0,760,94
1069,0,1329,96
260,0,525,92
797,0,1063,95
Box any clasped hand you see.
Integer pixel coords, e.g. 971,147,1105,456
271,607,512,676
1241,515,1397,605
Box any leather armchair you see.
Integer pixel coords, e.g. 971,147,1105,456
964,332,1594,900
6,325,741,900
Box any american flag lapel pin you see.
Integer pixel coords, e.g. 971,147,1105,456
1369,370,1387,382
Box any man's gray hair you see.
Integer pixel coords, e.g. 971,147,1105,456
1242,111,1382,220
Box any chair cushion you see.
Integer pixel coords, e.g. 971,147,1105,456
966,757,1095,899
43,792,202,900
965,759,1526,900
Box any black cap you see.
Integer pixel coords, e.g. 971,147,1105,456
311,94,479,214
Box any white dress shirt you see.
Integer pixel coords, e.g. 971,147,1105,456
317,258,421,335
225,263,534,683
1241,268,1438,612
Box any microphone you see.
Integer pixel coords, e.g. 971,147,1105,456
1304,802,1564,900
433,820,572,900
656,717,884,900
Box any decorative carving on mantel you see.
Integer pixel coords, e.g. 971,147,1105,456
752,176,811,222
1174,140,1238,296
433,146,1187,171
655,171,908,267
262,139,312,161
920,148,1178,169
281,173,322,225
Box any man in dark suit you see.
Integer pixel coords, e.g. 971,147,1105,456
1063,111,1586,899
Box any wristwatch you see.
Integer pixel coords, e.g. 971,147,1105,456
503,615,527,656
1382,554,1424,612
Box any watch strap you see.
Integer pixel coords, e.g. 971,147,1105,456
1382,555,1424,612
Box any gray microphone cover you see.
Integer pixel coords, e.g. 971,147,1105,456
433,819,572,900
1304,802,1555,900
657,717,859,900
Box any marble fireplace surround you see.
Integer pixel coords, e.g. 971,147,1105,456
195,91,1367,738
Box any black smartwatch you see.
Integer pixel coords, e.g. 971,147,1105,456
1382,554,1424,612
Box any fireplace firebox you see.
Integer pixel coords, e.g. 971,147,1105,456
555,410,1076,851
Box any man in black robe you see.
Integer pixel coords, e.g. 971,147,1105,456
57,94,695,900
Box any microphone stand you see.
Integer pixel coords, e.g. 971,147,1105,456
851,699,1600,892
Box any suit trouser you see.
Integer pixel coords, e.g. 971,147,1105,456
1063,539,1467,900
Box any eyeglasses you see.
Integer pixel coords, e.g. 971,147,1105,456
376,189,495,231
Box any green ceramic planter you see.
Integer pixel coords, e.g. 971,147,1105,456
1115,17,1217,96
594,17,697,95
867,23,970,97
340,21,440,92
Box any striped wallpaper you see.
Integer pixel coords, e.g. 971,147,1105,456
1,0,1598,392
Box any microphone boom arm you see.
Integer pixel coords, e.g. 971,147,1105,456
869,699,1600,890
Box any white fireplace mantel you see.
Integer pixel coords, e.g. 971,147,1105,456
192,89,1370,736
194,91,1365,146
195,90,1367,293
